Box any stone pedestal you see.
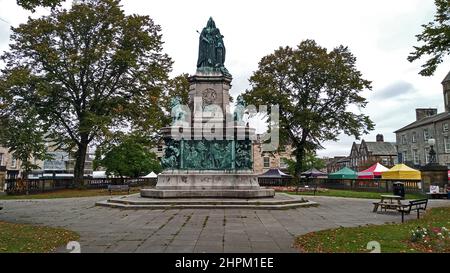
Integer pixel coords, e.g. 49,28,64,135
142,171,274,198
140,71,275,199
421,163,448,192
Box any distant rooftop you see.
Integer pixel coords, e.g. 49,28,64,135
395,112,450,133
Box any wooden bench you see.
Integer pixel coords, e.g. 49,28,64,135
372,195,403,212
108,185,130,195
397,199,428,223
373,202,404,212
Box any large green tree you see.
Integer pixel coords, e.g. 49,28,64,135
95,136,162,179
0,0,172,183
243,40,374,178
17,0,63,11
408,0,450,76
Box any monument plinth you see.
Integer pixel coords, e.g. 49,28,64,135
141,17,275,199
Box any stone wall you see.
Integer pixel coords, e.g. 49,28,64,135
396,118,450,168
253,143,294,175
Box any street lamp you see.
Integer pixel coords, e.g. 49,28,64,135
428,138,437,164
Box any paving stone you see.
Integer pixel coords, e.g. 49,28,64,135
1,195,449,253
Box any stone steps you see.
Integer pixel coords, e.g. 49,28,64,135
95,193,318,210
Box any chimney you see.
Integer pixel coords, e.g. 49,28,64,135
416,108,437,121
443,71,450,112
376,134,384,142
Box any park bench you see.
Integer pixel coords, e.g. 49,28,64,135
397,199,428,223
108,184,130,195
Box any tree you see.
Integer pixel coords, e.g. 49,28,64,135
96,137,162,179
17,0,63,11
284,151,326,176
243,40,374,178
408,0,450,76
159,73,190,126
0,110,51,180
0,0,172,184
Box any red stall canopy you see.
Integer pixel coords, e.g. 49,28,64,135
358,163,389,179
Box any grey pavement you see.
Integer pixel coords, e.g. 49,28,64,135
0,195,449,253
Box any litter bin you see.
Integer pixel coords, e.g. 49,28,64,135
393,182,405,199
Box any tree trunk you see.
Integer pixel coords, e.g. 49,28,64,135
73,135,89,188
295,146,305,179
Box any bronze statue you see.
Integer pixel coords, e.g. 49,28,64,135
197,17,230,76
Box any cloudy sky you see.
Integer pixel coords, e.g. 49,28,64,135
0,0,449,157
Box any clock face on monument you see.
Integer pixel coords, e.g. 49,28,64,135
202,88,217,108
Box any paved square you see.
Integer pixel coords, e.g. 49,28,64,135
1,196,449,253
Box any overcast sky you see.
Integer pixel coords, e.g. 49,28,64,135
0,0,449,158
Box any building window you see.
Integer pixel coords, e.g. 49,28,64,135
157,145,163,152
423,129,430,141
425,148,430,164
401,135,407,145
403,151,408,163
280,157,288,169
263,157,270,168
412,132,417,143
413,149,420,165
0,153,3,166
11,157,17,168
445,137,450,153
444,123,449,133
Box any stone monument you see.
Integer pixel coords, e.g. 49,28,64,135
141,18,275,199
420,138,448,192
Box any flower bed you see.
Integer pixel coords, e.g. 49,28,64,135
409,226,450,252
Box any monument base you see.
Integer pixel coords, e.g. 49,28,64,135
96,193,315,210
421,163,448,192
141,171,275,199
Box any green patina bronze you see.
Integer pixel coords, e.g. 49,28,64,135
197,17,231,77
161,139,253,171
160,18,253,172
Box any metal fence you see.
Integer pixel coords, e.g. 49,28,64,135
4,177,157,195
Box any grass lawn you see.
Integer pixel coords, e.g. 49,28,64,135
286,189,426,200
0,188,141,200
0,221,79,253
295,207,450,253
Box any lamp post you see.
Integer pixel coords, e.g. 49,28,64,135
428,138,437,164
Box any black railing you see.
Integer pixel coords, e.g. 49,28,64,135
258,177,294,187
4,177,157,195
297,178,423,193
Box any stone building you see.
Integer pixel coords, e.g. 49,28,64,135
327,134,397,173
0,146,21,180
0,142,94,181
252,134,295,175
349,134,397,171
0,146,21,192
395,71,450,168
326,156,350,173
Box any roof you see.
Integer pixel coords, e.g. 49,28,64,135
259,169,292,178
385,164,419,173
395,111,450,133
331,167,357,175
302,168,327,176
364,141,397,156
359,163,389,174
336,157,350,163
442,70,450,83
382,164,421,180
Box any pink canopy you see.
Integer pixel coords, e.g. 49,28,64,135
448,170,450,181
357,163,389,179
